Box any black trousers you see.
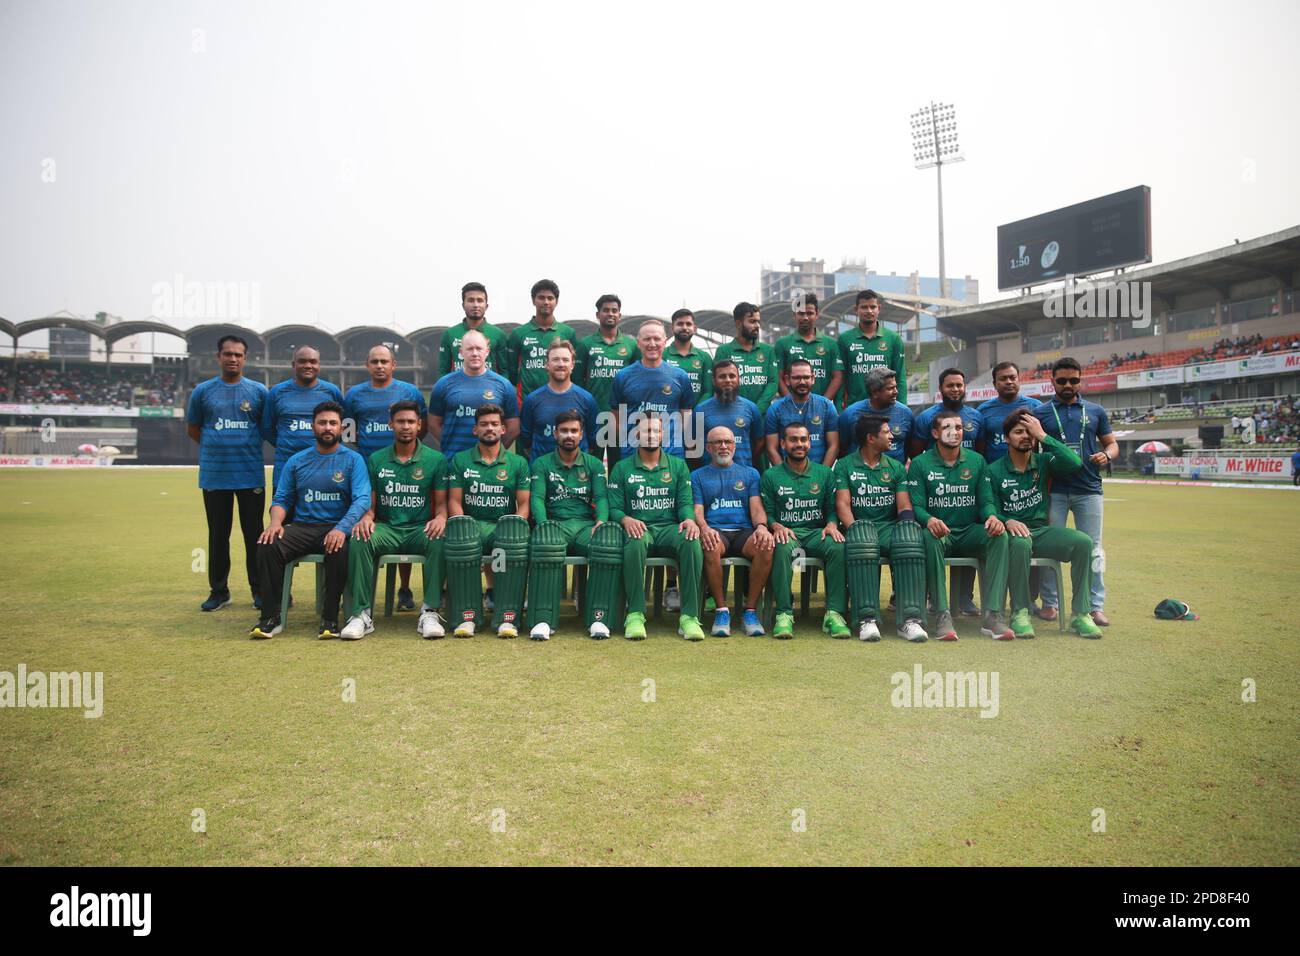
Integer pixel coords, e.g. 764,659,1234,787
255,523,349,622
202,488,265,593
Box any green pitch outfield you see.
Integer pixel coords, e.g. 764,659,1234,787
0,468,1296,866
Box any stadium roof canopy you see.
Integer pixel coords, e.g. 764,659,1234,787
103,319,188,344
0,317,15,341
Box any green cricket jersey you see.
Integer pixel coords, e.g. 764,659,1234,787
505,319,577,394
530,451,609,522
575,333,638,410
662,345,713,401
714,340,779,413
987,435,1082,530
839,324,907,405
607,451,694,526
775,333,842,398
368,444,448,530
905,448,995,531
449,446,531,521
760,459,837,530
436,320,506,376
832,452,906,526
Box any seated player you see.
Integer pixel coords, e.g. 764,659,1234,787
990,411,1103,639
607,415,705,641
905,408,1011,641
526,410,626,641
760,422,851,639
444,404,531,638
341,400,448,640
251,401,370,639
692,425,773,637
834,415,928,643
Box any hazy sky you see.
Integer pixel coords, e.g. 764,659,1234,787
2,0,1298,337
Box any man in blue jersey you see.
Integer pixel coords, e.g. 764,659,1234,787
975,362,1042,463
764,359,839,466
427,329,520,458
251,401,371,639
344,344,426,609
695,360,764,469
262,346,344,492
838,367,914,464
519,339,599,461
692,425,772,637
186,334,269,613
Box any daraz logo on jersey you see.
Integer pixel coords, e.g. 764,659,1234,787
288,419,313,431
364,421,393,434
214,418,250,431
303,489,342,504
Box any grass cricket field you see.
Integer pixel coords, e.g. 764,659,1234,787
1,469,1296,866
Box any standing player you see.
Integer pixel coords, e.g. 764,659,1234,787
444,405,532,638
838,367,914,464
839,290,907,407
607,416,705,641
764,359,839,466
436,281,506,375
518,339,599,462
526,410,625,641
503,279,577,403
262,346,343,494
760,422,852,640
990,411,1102,639
834,415,928,643
714,302,779,415
975,362,1042,463
1031,357,1118,627
187,334,268,612
905,409,1011,641
341,401,449,641
427,329,520,458
662,309,713,407
692,426,771,637
575,293,638,466
695,360,764,469
250,401,370,639
775,294,843,404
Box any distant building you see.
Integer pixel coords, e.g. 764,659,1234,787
760,259,836,305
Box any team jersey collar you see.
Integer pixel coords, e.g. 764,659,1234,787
551,451,583,470
472,447,507,466
632,451,666,472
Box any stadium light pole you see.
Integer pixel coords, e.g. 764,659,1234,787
911,102,963,305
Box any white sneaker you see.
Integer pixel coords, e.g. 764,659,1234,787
530,622,551,641
858,619,881,642
589,621,610,639
497,620,518,639
453,618,475,638
898,619,929,643
418,609,445,639
664,586,681,612
341,612,373,641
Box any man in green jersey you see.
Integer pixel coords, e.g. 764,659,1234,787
503,278,577,403
989,411,1102,639
662,309,713,414
445,404,532,638
775,293,843,404
575,293,637,465
905,408,1012,641
607,415,705,641
834,414,928,643
526,409,627,641
760,421,852,640
838,289,907,407
342,401,448,640
714,302,779,414
436,281,506,375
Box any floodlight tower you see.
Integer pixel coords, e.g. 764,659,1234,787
911,102,963,302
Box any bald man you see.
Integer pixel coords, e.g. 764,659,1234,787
263,345,343,494
427,329,521,458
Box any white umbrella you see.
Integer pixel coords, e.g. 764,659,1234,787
1136,440,1171,454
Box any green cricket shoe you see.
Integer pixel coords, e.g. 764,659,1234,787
821,610,851,639
1010,608,1036,639
1070,613,1103,639
624,611,647,641
773,612,795,640
679,614,705,641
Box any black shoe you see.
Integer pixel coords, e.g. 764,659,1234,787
959,599,981,617
318,619,340,640
250,615,282,639
201,590,232,612
251,591,263,611
397,588,416,612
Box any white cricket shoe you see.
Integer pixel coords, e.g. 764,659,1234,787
589,621,610,639
453,618,476,638
858,619,881,642
341,612,374,641
497,620,518,639
664,586,681,612
418,609,445,639
530,622,551,641
898,619,929,643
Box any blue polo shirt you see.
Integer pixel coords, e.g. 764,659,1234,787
913,403,984,453
695,396,764,468
838,399,914,464
977,394,1043,462
765,394,839,464
427,368,518,458
519,383,600,462
272,445,371,533
1032,398,1112,496
262,378,344,488
186,376,269,490
343,379,427,458
611,361,696,458
691,462,760,530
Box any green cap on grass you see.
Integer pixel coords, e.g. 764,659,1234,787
1154,598,1199,621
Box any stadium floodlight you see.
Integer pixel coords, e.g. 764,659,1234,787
910,102,964,306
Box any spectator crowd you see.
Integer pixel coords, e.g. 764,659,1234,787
7,363,178,407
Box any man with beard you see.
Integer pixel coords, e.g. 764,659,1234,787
838,289,906,407
341,401,449,640
526,410,624,641
504,278,577,404
989,411,1102,639
714,302,779,414
427,329,520,458
760,422,851,640
905,409,1011,642
975,362,1042,463
694,360,764,469
692,425,772,637
436,281,506,375
262,345,343,494
251,401,371,639
837,367,914,465
607,415,705,641
662,308,713,406
775,293,843,404
519,339,599,462
575,293,638,465
764,359,839,466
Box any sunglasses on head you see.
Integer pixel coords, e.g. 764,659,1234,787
1055,377,1081,385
